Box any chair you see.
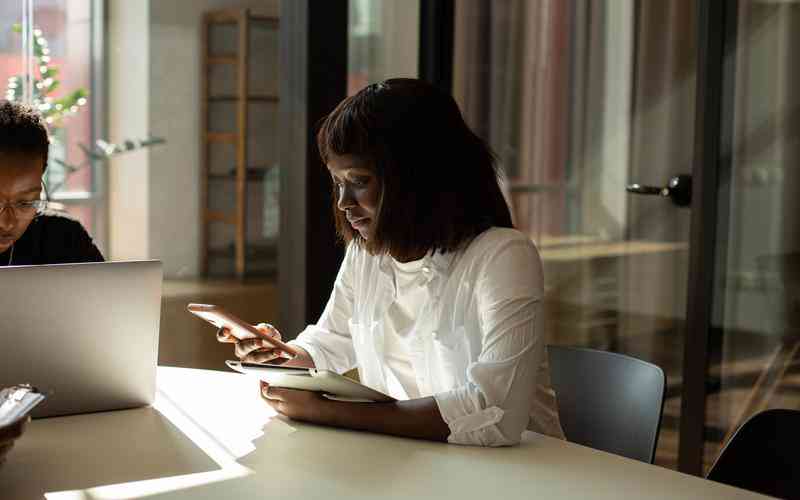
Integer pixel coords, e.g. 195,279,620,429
706,408,800,499
719,253,800,445
548,345,666,463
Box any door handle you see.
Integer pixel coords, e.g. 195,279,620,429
626,174,692,207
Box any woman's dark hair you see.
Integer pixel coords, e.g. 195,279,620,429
0,100,49,171
317,78,513,260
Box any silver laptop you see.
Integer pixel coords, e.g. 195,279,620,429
0,260,162,418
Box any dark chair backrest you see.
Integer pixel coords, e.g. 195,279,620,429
548,345,666,463
707,408,800,499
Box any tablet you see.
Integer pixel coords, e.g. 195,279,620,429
225,361,396,403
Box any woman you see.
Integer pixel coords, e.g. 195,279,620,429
220,78,563,446
0,100,103,266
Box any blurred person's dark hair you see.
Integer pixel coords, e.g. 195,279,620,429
317,78,513,261
0,100,49,171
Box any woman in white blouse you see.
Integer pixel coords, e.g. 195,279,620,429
220,78,564,446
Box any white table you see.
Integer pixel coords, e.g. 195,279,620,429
1,367,771,500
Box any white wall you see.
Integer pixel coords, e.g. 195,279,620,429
108,0,278,277
108,1,150,261
596,0,632,242
349,0,419,86
378,0,419,81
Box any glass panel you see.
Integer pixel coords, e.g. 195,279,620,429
705,1,800,473
198,9,280,278
121,2,282,369
347,0,419,95
453,0,696,469
0,0,97,244
0,4,25,97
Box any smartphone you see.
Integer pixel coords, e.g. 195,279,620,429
186,303,299,358
0,384,46,427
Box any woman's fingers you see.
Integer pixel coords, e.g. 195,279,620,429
260,384,285,415
262,388,281,401
250,324,295,361
218,323,278,344
260,381,276,399
234,338,275,358
220,323,288,361
0,417,27,443
243,349,282,364
216,327,237,344
255,323,281,340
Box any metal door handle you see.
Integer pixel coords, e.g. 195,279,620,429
626,174,692,207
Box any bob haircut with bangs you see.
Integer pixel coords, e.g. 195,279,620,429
317,78,513,261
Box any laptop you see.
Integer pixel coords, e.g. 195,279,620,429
0,260,162,418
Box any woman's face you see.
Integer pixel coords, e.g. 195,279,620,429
327,153,380,240
0,152,43,253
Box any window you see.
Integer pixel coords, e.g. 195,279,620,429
348,0,420,95
0,0,103,251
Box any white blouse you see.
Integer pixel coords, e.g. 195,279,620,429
382,256,427,400
290,227,564,446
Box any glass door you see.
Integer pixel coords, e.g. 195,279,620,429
452,0,696,469
449,0,798,473
682,0,800,475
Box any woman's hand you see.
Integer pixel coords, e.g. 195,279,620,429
217,323,316,367
260,381,331,422
0,416,29,467
258,381,450,442
217,323,290,363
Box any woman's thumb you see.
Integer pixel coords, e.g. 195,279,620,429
256,322,281,339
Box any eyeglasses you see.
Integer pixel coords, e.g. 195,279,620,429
0,200,48,217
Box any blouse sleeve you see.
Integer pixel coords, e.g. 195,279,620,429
433,237,547,446
289,243,358,374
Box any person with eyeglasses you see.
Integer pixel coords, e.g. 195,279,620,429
0,101,103,266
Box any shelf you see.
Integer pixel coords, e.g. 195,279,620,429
205,9,279,25
207,94,279,102
251,17,279,28
201,7,280,279
208,241,278,260
205,132,237,144
208,166,274,181
205,11,240,24
206,55,237,65
205,210,237,225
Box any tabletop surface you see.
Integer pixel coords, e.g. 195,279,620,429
0,366,772,500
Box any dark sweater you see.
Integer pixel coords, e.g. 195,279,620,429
0,213,104,266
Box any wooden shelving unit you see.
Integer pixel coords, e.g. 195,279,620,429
200,8,279,278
